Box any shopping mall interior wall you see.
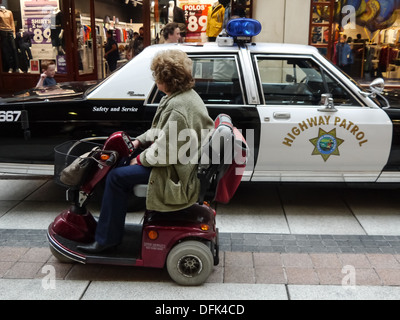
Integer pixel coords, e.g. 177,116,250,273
284,0,310,45
94,0,142,22
254,0,310,45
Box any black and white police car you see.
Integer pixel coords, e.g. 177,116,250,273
1,18,400,185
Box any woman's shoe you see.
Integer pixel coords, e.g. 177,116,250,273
77,241,117,254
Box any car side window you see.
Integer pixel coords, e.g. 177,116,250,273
150,56,244,105
254,56,360,107
191,56,244,105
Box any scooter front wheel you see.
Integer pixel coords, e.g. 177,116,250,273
166,240,213,286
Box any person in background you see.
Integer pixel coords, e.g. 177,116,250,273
336,34,353,75
104,30,119,72
36,60,57,88
162,22,181,43
126,32,140,61
133,27,145,57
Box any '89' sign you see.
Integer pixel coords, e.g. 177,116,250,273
183,4,210,33
27,17,52,44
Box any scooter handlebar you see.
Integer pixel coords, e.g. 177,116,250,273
105,152,118,166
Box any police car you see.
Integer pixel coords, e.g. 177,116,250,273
1,18,399,185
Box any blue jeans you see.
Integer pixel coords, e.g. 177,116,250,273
95,164,151,246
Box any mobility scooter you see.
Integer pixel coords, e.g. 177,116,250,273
47,114,248,286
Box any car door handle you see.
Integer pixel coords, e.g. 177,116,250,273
273,112,291,120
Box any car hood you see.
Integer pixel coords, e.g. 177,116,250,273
0,81,99,104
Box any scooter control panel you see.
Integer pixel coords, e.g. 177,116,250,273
122,132,134,154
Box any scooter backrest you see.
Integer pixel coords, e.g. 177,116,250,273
198,114,249,204
199,114,234,175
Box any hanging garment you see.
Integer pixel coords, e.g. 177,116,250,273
0,9,15,32
206,3,225,38
0,30,19,71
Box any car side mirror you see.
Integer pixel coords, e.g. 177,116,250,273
318,93,337,112
360,78,390,109
370,78,385,95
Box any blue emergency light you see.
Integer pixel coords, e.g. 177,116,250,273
226,18,262,39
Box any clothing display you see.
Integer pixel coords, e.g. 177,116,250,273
359,43,400,80
379,45,399,71
15,31,34,72
0,7,15,33
0,7,21,72
160,1,186,37
341,23,400,80
160,1,186,25
0,30,19,72
51,9,64,50
206,2,225,39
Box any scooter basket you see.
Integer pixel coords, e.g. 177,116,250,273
54,140,102,188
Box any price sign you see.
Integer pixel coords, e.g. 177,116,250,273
183,3,211,42
27,18,52,44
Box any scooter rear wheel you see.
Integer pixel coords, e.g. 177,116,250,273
166,240,213,286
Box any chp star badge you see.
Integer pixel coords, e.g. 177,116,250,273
309,128,344,162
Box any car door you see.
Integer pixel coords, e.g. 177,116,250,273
251,54,392,182
147,53,260,181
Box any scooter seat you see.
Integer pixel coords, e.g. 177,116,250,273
146,203,214,225
133,184,148,198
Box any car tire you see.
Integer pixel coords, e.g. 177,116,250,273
166,240,213,286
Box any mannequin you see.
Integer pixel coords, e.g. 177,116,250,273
51,7,65,55
206,1,225,42
161,1,185,24
160,0,186,38
219,0,231,30
15,28,33,72
0,6,22,72
168,1,174,23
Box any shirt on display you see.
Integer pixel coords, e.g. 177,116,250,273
0,9,15,32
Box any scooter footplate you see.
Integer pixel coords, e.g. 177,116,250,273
50,224,143,266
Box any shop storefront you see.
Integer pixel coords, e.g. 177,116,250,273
149,0,251,44
309,0,400,83
0,0,144,93
0,0,251,94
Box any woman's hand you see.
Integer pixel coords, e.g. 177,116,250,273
130,140,141,166
130,157,138,166
132,140,141,150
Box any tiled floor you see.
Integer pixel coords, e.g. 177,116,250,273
1,178,400,300
1,247,400,287
1,179,400,237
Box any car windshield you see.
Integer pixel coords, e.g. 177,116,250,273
325,59,368,93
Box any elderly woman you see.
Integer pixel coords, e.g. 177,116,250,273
78,50,214,253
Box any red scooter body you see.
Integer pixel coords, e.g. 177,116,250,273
48,115,247,285
50,132,135,244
